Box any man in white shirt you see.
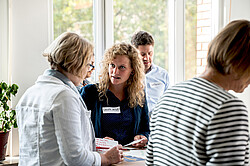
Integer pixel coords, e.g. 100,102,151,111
131,31,170,116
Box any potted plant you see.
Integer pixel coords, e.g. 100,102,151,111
0,81,18,161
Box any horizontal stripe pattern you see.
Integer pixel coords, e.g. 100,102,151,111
146,77,249,166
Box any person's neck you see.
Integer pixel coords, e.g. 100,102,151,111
109,84,126,101
145,65,152,73
199,67,232,91
58,69,82,86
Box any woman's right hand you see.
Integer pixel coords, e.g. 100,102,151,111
100,145,123,165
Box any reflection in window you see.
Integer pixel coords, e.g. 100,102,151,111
53,0,93,42
185,0,197,80
113,0,169,71
185,0,212,80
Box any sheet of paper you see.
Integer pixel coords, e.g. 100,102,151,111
124,150,146,159
95,138,118,147
95,138,118,153
123,138,146,147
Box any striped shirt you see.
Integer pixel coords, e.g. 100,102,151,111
146,77,249,166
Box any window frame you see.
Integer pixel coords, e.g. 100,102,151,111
95,0,221,86
99,0,185,85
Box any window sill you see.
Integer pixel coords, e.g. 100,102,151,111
0,156,18,166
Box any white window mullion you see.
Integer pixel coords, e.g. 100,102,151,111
175,0,185,83
169,0,185,86
93,0,105,82
211,0,224,39
168,0,175,86
93,0,113,82
104,0,113,49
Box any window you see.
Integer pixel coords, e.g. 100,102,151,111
185,0,197,80
53,0,215,85
53,0,95,81
112,0,213,84
113,0,169,71
53,0,93,42
194,0,212,79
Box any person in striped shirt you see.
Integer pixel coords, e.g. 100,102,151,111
146,19,250,165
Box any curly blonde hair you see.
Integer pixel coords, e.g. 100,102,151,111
98,42,145,108
43,32,93,79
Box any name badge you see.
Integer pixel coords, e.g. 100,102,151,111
102,107,121,114
150,82,162,87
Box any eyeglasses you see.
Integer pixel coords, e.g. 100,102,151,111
87,63,95,71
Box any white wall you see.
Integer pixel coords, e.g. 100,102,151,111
0,0,9,82
11,0,50,105
231,0,250,21
9,0,50,156
228,0,250,111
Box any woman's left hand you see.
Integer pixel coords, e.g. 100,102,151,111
132,135,148,147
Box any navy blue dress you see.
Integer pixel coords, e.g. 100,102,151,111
80,84,150,145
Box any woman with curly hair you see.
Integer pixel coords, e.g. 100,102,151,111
80,42,150,147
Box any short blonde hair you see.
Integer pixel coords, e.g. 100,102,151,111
98,42,145,108
43,32,93,78
207,19,250,78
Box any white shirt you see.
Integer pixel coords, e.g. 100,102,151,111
145,64,169,114
16,69,101,166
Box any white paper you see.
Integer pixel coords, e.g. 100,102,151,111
123,150,146,159
123,138,146,147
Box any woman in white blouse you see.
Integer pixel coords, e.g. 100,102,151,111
16,32,123,166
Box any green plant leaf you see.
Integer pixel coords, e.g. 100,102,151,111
12,84,18,91
13,121,18,128
3,103,9,111
0,81,19,132
1,82,7,90
5,122,10,130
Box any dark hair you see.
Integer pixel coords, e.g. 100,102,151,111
131,31,154,48
207,20,250,78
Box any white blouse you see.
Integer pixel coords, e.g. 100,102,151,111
16,70,101,166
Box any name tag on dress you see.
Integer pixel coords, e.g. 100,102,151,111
150,82,162,87
102,107,121,114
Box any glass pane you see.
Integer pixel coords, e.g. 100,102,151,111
185,0,197,80
113,0,169,71
185,0,212,80
53,0,93,42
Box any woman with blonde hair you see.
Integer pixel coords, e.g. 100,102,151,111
81,42,150,147
16,32,123,166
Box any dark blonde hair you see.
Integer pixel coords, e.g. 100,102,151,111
98,42,145,108
207,20,250,78
43,32,93,79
